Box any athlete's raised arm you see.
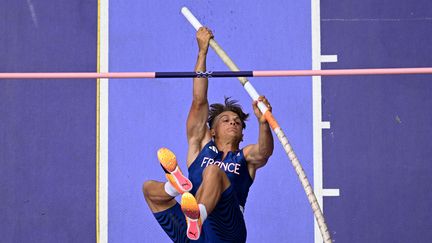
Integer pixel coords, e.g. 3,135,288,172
243,96,274,177
186,27,214,165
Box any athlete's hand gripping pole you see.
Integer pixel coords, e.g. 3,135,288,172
181,7,332,243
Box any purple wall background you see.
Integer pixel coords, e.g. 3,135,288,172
108,1,313,242
0,0,97,242
321,1,432,242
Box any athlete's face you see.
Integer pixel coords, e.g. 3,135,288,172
211,111,243,142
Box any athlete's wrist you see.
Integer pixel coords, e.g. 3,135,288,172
198,50,208,57
256,116,267,124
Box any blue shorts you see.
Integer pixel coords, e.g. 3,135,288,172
153,185,247,242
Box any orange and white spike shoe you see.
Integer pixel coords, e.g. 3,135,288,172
165,174,184,194
157,148,193,193
181,192,202,240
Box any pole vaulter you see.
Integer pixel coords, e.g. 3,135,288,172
181,6,332,243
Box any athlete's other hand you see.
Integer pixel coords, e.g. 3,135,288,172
253,96,272,124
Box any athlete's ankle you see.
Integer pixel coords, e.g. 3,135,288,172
164,181,180,197
198,203,207,222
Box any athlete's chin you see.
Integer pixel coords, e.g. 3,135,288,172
226,129,241,135
225,133,243,142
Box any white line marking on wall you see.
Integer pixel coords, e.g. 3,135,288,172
322,189,340,197
312,1,340,242
320,55,338,63
321,121,331,129
312,0,324,242
99,0,109,242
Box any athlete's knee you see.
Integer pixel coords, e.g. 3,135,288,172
142,180,158,200
203,164,222,177
202,165,229,185
142,180,176,213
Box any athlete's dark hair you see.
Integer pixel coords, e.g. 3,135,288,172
208,97,249,129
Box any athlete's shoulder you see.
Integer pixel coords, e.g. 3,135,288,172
241,144,254,158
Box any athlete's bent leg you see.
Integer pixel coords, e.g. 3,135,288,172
180,165,231,240
142,180,177,213
144,180,192,242
195,164,231,214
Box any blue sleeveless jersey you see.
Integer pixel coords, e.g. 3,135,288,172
188,140,253,208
